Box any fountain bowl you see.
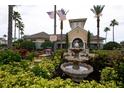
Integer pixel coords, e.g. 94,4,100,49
61,62,93,82
70,48,83,53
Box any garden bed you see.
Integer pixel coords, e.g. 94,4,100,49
0,49,124,88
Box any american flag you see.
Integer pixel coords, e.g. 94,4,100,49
57,9,66,20
47,11,54,19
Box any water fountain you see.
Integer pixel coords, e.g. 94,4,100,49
61,41,93,82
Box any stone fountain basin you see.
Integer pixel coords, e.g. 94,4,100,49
69,48,83,52
61,62,93,82
64,56,89,62
61,62,93,75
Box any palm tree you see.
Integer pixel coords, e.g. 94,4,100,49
91,5,105,49
17,21,24,39
104,27,110,43
8,5,14,48
13,11,22,41
20,30,24,39
110,19,119,42
59,9,69,49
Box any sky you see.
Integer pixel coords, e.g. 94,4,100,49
0,0,124,43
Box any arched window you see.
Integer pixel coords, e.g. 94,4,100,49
72,38,83,48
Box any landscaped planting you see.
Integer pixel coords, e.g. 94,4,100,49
0,49,21,64
0,49,124,88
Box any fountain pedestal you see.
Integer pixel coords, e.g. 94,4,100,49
73,61,79,69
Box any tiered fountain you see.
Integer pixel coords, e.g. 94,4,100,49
61,41,93,82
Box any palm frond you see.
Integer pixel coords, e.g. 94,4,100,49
104,27,110,32
110,19,119,26
91,5,105,16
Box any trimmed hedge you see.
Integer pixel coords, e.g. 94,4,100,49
103,41,121,50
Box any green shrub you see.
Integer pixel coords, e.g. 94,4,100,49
41,40,53,49
31,58,55,79
52,49,65,66
0,49,21,64
103,41,121,50
120,41,124,48
0,49,123,88
117,63,124,83
31,65,45,79
0,66,120,88
0,44,7,49
13,39,23,49
101,67,118,81
88,50,124,81
26,52,34,61
19,40,35,51
19,61,31,71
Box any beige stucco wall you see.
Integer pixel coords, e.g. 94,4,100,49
32,39,45,49
33,39,45,43
68,27,88,48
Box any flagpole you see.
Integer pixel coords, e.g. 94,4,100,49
54,5,56,35
53,5,56,52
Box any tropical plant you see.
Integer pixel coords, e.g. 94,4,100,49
91,5,105,49
101,67,118,81
26,52,34,61
13,11,22,41
104,27,110,43
0,49,21,64
0,50,124,88
110,19,119,42
118,63,124,83
8,5,14,48
59,9,69,49
13,39,23,49
20,30,24,39
17,21,24,39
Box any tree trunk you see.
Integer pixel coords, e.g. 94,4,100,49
18,29,20,39
54,5,56,35
60,20,63,49
97,17,100,49
8,5,13,48
20,33,22,39
105,31,107,43
14,20,16,41
113,26,114,42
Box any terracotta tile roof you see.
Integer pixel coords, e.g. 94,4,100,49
24,32,49,39
23,32,105,41
90,35,105,40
